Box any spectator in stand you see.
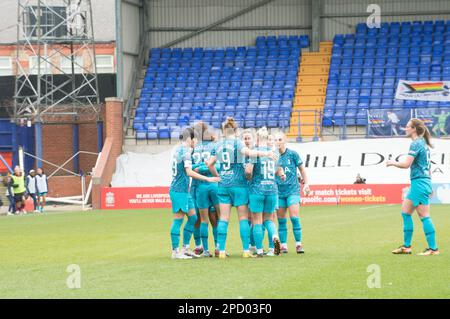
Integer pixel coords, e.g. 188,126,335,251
26,169,39,213
354,174,366,184
9,166,27,214
35,168,48,213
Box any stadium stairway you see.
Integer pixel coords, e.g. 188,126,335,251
287,42,332,139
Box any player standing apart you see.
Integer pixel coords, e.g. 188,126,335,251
208,118,277,259
169,127,220,259
387,119,439,256
247,128,285,257
35,168,48,213
275,132,310,254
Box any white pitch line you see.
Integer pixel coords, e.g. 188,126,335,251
359,205,384,210
360,204,396,210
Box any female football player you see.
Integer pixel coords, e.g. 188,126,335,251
242,129,257,253
169,127,220,259
208,118,277,259
191,122,220,257
387,118,439,256
275,132,310,254
246,127,285,257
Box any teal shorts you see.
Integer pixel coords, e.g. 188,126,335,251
195,183,219,209
169,191,195,214
37,192,47,196
278,194,301,208
190,186,199,213
406,178,432,207
218,186,249,207
249,194,278,213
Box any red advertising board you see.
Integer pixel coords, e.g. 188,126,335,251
101,184,410,210
101,187,171,210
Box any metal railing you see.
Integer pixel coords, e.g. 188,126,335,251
123,36,148,134
290,109,323,142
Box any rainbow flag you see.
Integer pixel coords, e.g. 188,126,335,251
403,82,444,93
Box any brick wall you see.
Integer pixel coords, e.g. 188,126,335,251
48,175,91,198
42,124,74,175
41,122,100,176
79,123,99,174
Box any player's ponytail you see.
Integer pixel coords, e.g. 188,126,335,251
222,117,238,136
410,118,433,148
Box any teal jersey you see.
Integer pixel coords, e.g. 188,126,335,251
408,137,431,180
212,138,247,188
276,148,303,197
169,145,192,193
249,146,279,195
191,141,216,186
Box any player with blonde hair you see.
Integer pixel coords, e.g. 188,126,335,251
246,127,285,257
208,118,277,259
275,131,310,254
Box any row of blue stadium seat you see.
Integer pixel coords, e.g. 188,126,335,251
329,68,450,76
143,76,297,84
148,62,299,70
332,47,450,56
150,53,301,59
135,111,292,122
137,100,292,110
148,57,300,69
149,58,299,66
139,97,294,105
135,104,292,116
328,78,450,87
142,80,296,89
141,90,294,98
145,69,298,78
151,47,302,55
137,36,303,137
335,34,450,43
141,86,296,93
150,48,302,59
331,57,450,65
135,116,293,140
324,99,450,109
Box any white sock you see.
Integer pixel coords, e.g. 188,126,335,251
257,249,263,254
195,245,202,249
243,250,249,253
296,242,302,246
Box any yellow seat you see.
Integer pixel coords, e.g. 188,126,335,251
301,54,330,65
294,96,325,106
296,85,327,96
297,75,328,85
299,65,330,75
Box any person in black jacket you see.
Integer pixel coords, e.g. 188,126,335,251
354,173,366,184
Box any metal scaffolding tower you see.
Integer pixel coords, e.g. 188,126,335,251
14,0,100,122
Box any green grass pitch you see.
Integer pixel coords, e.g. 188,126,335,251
0,205,449,299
